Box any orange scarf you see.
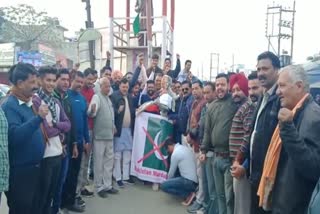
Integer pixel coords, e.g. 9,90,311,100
257,93,309,210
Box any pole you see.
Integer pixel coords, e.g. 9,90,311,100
126,0,130,31
232,53,235,72
146,0,153,63
278,6,282,57
210,53,213,81
290,0,296,63
162,0,167,66
217,53,220,76
109,0,114,69
84,0,95,69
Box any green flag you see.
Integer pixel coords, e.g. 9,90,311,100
133,14,140,36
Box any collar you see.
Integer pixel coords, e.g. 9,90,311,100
265,84,277,96
18,99,33,107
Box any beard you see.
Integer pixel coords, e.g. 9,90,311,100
250,95,259,103
147,90,154,96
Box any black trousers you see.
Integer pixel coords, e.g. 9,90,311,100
251,183,272,214
35,155,62,214
61,146,83,208
5,164,41,214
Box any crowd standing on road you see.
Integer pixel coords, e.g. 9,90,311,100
0,51,320,214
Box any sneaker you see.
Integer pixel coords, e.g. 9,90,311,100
67,203,85,213
117,180,125,188
187,201,202,213
80,189,94,198
196,207,206,214
97,190,108,198
75,196,85,207
106,187,119,194
123,178,135,185
182,192,196,206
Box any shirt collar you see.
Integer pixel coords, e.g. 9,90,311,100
18,99,33,107
265,84,277,96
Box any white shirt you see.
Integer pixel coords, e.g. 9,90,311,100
168,144,198,183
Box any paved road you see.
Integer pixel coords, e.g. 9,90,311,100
1,182,187,214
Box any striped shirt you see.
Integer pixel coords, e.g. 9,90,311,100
229,100,257,159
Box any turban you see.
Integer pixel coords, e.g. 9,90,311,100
229,73,248,97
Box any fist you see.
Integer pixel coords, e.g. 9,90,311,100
231,162,246,179
38,104,49,119
90,103,97,114
278,108,293,123
106,51,111,59
199,154,206,162
118,105,125,113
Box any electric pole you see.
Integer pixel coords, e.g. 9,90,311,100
82,0,95,69
210,53,219,81
265,0,296,66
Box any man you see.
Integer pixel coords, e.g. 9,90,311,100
198,82,218,214
160,138,198,205
62,71,90,212
162,54,181,79
258,65,320,214
111,70,123,91
140,80,157,105
186,80,207,213
0,104,8,203
79,68,96,197
32,66,71,214
52,68,79,214
228,73,261,214
155,73,163,92
2,63,47,214
94,59,113,95
200,73,238,214
146,54,163,78
170,81,193,145
249,51,281,214
177,60,198,83
88,77,119,198
111,78,136,187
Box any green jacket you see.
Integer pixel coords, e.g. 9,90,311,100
201,94,238,153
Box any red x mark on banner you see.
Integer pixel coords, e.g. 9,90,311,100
137,127,168,169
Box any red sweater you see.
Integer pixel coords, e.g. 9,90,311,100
81,87,95,130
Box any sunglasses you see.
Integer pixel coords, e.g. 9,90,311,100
182,88,189,92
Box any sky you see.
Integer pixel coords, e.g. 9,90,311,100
1,0,320,79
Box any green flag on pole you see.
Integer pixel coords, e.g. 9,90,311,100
133,14,140,36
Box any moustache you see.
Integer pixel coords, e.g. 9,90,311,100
258,75,267,81
147,90,154,95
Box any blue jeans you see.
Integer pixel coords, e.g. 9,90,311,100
203,156,219,214
52,153,69,214
160,177,197,198
213,155,234,214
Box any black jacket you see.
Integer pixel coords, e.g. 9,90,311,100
249,87,281,185
272,96,320,214
111,90,135,137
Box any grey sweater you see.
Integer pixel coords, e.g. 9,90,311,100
88,92,115,140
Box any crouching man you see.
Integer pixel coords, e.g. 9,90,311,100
160,138,198,205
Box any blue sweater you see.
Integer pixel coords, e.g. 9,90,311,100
67,89,90,145
1,95,45,168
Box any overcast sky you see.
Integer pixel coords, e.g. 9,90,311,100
1,0,320,77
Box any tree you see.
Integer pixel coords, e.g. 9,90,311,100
0,4,64,50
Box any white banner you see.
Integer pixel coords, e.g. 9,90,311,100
131,112,174,183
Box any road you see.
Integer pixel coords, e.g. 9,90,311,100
1,182,187,214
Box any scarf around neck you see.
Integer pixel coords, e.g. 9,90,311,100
37,88,57,124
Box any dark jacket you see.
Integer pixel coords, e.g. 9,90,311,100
308,178,320,214
271,96,320,214
174,94,193,135
249,87,281,185
166,59,181,79
111,90,135,137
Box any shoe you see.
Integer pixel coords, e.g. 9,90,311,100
67,203,85,213
97,190,108,198
182,192,196,206
75,196,85,207
187,201,202,213
117,180,125,188
196,207,206,214
123,178,135,185
80,189,94,198
106,187,119,194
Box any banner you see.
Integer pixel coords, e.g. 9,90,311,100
131,112,173,183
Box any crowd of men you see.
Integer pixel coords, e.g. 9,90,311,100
0,50,320,214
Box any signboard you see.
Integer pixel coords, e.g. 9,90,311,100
38,44,56,66
17,51,42,67
0,43,15,67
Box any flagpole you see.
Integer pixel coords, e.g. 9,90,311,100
146,0,153,66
